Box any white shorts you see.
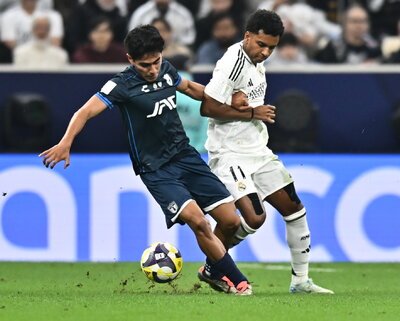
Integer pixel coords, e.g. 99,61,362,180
209,154,294,201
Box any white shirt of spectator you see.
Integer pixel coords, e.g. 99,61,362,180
13,39,68,69
204,41,273,158
258,1,341,40
128,0,195,46
0,4,63,46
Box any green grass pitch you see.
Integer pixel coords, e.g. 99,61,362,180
0,262,399,321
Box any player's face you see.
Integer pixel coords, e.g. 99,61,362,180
128,52,162,82
243,31,280,64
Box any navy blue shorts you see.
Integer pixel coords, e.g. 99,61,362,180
140,148,233,228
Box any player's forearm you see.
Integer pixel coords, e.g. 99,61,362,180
59,108,91,147
185,81,205,101
200,101,252,120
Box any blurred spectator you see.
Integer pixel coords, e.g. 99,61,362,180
258,0,341,53
13,15,68,68
366,0,400,38
0,42,12,63
52,0,80,24
196,13,240,64
65,0,127,55
306,0,339,23
314,4,382,64
383,19,400,63
128,0,195,46
265,32,310,66
151,17,192,70
195,0,246,50
0,0,63,50
72,17,126,63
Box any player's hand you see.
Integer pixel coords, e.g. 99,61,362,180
253,105,276,123
39,143,71,169
231,91,252,112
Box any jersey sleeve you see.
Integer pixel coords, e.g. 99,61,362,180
95,77,127,109
163,59,182,87
204,48,243,105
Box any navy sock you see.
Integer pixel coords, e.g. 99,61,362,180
207,253,247,287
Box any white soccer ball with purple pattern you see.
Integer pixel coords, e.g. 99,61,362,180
140,242,183,283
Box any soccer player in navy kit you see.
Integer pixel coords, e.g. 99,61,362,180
39,25,252,295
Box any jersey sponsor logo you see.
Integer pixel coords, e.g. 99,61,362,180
100,81,117,94
146,95,176,118
248,83,266,101
167,201,178,214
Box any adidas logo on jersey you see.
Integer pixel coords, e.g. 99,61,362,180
146,95,176,118
248,79,253,87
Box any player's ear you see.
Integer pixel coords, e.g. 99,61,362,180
126,53,134,64
244,31,251,44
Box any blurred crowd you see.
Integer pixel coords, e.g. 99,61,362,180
0,0,400,69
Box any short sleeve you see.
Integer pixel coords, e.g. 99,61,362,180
95,77,127,109
204,48,243,104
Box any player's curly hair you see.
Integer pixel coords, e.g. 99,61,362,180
246,10,284,37
124,25,165,60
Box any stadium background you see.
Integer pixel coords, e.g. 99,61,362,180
1,65,399,263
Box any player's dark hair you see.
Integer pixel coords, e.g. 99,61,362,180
246,10,284,37
124,25,165,60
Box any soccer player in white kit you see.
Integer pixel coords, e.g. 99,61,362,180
200,9,334,294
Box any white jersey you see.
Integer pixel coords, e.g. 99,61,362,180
204,41,273,159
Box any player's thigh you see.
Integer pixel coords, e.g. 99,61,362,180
235,193,266,228
208,201,240,230
253,158,303,215
180,155,234,214
210,156,258,202
141,171,194,229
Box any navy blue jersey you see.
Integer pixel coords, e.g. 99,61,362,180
96,59,192,175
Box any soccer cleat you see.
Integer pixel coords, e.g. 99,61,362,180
235,281,253,296
197,266,236,293
289,278,334,294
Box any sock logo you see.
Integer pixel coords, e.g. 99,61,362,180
300,234,310,241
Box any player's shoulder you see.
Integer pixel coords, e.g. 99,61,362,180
219,42,243,62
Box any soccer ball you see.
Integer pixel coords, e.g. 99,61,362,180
140,242,183,283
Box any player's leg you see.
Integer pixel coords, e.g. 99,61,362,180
265,183,333,294
208,157,265,248
172,150,252,294
179,201,251,294
255,156,333,294
231,192,266,247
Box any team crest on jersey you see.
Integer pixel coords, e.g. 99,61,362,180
237,181,246,192
167,201,178,214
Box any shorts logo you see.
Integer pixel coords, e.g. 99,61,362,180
167,201,178,214
237,182,246,192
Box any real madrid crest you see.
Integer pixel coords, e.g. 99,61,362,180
237,181,246,192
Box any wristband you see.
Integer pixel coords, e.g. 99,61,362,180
250,108,254,119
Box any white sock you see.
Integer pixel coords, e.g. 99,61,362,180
284,208,310,284
231,216,257,248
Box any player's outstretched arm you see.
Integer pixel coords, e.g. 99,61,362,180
39,95,108,169
176,77,205,101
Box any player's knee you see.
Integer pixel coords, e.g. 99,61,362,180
220,214,241,233
245,212,266,229
188,215,212,237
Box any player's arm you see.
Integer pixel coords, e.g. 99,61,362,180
39,95,108,169
201,92,276,123
176,77,205,101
